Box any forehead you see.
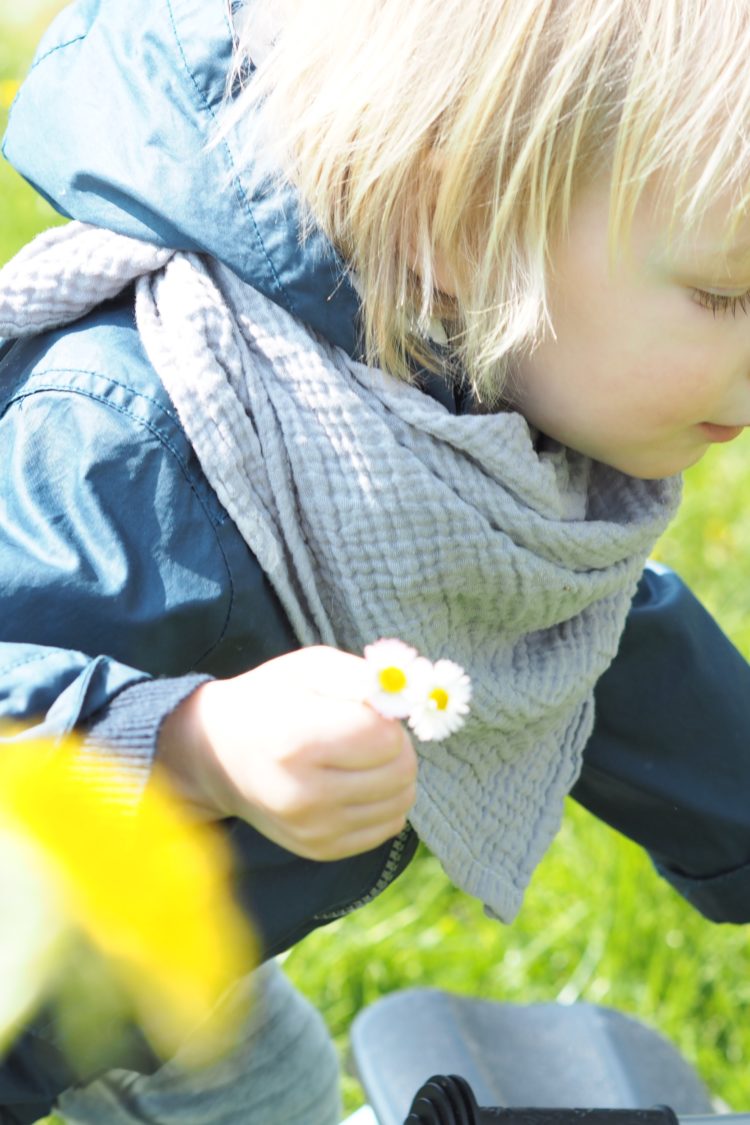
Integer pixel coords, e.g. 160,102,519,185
610,169,750,272
662,191,750,269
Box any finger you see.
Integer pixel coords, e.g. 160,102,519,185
300,646,371,701
340,788,416,830
322,754,418,805
318,715,414,771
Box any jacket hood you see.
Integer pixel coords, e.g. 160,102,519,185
3,0,361,353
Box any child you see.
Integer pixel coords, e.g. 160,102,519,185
3,0,750,1121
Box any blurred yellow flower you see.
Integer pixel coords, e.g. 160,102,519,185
0,824,68,1049
0,80,19,110
0,740,256,1066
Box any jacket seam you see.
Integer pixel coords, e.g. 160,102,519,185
14,365,183,441
1,650,68,678
1,35,88,157
4,370,212,511
2,379,237,666
27,33,87,74
164,0,295,316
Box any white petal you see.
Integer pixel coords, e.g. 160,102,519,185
408,706,463,742
366,689,413,720
363,638,419,669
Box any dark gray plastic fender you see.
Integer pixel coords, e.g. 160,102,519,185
350,993,715,1125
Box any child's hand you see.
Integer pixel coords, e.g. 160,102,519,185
159,647,418,861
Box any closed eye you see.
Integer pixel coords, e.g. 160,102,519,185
692,289,750,317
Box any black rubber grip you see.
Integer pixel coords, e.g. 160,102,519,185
404,1074,681,1125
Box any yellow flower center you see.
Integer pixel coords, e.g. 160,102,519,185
429,688,450,711
378,666,407,694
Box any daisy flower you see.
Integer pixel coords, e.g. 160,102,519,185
407,657,472,742
363,638,421,719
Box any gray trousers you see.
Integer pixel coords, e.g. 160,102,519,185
47,962,340,1125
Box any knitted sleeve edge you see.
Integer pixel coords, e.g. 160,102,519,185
81,674,213,802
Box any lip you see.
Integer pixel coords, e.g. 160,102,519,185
698,422,746,443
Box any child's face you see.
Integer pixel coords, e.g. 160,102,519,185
509,176,750,479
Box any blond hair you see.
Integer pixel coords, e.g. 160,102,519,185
222,0,750,403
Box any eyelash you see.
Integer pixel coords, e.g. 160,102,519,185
692,289,750,317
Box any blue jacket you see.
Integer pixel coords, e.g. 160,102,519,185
3,0,750,952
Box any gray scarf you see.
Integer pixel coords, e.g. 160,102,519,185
0,223,680,921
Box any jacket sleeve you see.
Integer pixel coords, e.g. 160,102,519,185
576,562,750,922
0,345,238,791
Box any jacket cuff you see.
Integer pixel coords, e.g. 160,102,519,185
653,857,750,925
81,675,212,804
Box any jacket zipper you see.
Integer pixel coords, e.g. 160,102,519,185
312,826,413,922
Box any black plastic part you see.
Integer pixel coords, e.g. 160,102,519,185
405,1074,480,1124
404,1077,681,1125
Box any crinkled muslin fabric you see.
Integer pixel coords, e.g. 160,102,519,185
0,223,681,921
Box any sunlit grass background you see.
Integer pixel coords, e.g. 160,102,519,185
4,6,750,1118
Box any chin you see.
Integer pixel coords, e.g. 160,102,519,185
596,449,702,480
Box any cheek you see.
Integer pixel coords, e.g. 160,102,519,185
532,275,639,400
516,311,711,438
613,331,725,424
549,274,714,402
519,312,641,417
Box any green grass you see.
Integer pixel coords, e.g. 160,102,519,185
5,9,750,1121
0,4,66,263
